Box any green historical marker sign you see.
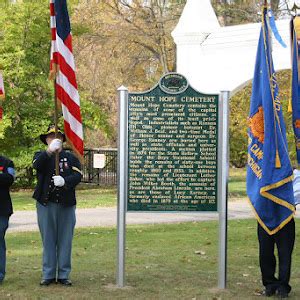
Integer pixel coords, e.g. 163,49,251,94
127,73,219,211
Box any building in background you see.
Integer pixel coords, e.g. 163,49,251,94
172,0,292,95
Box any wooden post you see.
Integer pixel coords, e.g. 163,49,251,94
53,79,59,176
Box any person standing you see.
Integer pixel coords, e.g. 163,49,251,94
246,6,296,299
32,125,82,286
257,219,295,297
0,155,15,283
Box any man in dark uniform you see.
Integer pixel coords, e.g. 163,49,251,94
258,219,295,298
0,155,15,283
32,125,82,286
256,170,299,298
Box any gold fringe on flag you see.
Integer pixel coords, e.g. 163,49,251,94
288,98,292,112
275,149,281,168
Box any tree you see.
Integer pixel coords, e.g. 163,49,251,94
0,0,294,181
211,0,281,25
0,0,111,186
229,70,295,168
71,0,185,147
0,0,53,186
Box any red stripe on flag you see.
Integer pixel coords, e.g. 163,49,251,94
57,53,78,88
56,83,82,123
50,52,59,72
64,121,84,156
50,3,55,16
63,34,73,52
52,52,59,63
51,28,56,40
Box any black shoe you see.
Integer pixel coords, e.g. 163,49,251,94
40,278,56,286
278,293,289,299
57,278,72,286
258,288,276,297
277,290,289,298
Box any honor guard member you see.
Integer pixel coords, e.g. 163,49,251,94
257,219,295,298
0,155,15,283
257,170,298,298
257,169,299,298
32,125,82,286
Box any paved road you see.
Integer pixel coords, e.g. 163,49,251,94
7,200,300,232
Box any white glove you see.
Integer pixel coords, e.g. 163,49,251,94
53,175,65,187
48,139,62,153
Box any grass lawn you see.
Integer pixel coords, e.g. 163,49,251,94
11,168,247,211
11,187,117,211
229,167,246,199
2,219,299,299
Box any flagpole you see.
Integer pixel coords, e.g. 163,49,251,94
117,85,128,287
261,0,282,167
53,78,60,176
0,66,4,120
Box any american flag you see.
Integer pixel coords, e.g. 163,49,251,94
50,0,84,159
0,72,4,120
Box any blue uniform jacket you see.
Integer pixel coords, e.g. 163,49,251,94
0,156,14,216
32,150,82,207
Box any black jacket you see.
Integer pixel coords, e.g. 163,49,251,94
32,150,82,207
0,156,14,216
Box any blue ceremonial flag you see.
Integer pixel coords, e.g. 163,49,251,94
247,7,295,235
290,16,300,165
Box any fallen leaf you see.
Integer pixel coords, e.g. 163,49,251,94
253,289,263,296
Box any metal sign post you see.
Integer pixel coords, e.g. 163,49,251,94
218,91,230,289
117,86,128,288
116,76,229,289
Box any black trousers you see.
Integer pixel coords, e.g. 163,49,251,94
257,218,295,293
